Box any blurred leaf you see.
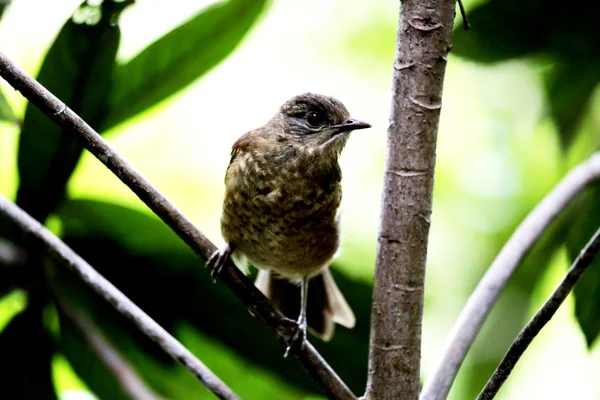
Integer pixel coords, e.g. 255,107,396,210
56,198,371,396
545,61,600,148
452,0,600,63
16,0,131,223
0,88,15,123
0,304,58,399
452,1,547,64
103,0,268,130
55,269,306,400
452,0,600,149
0,1,9,20
569,185,600,346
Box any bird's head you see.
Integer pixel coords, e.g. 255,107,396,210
270,93,371,158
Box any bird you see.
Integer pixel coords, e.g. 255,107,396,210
207,92,371,355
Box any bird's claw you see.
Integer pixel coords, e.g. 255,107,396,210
206,245,233,283
284,318,307,358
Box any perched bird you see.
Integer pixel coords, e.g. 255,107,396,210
208,92,371,355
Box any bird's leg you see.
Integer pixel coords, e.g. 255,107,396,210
284,276,309,358
206,243,234,283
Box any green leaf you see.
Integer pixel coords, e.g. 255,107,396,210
545,61,600,149
451,1,547,64
0,304,58,399
451,0,600,152
16,0,131,223
0,88,16,123
0,1,9,20
103,0,268,130
56,198,371,396
569,185,600,346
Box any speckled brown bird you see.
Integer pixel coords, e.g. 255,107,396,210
207,93,370,354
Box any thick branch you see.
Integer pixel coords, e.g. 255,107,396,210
420,152,600,400
0,194,239,400
51,285,167,400
477,226,600,399
365,1,456,399
0,52,355,400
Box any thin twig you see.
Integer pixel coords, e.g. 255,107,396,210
477,226,600,399
0,52,356,400
456,0,470,30
420,152,600,400
365,1,456,399
51,284,167,400
0,194,239,400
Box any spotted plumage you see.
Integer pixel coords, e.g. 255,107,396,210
208,93,370,350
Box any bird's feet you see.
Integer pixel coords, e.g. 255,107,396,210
206,244,234,283
284,316,307,358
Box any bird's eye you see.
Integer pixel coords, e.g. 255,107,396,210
305,111,326,128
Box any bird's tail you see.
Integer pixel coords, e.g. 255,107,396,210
255,268,355,341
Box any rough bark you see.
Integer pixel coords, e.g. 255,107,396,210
365,1,456,399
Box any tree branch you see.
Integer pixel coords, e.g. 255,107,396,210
51,284,167,400
365,1,456,399
0,194,239,400
0,52,355,400
420,152,600,400
476,226,600,399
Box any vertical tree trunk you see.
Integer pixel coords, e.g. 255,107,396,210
365,1,455,399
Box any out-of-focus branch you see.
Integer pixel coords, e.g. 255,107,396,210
420,152,600,400
0,52,355,400
365,1,456,399
0,194,240,400
456,0,470,30
51,285,167,400
477,226,600,399
0,238,27,266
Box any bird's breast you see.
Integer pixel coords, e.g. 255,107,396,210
221,151,342,278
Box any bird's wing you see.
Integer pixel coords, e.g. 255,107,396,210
224,132,252,183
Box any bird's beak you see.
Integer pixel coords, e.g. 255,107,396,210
332,118,372,134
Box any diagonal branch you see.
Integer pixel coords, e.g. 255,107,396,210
477,226,600,399
51,284,167,400
420,152,600,400
0,52,355,400
0,194,239,400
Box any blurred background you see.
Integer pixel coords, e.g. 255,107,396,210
1,0,600,399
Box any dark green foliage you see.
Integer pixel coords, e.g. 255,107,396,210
1,0,272,397
544,61,600,148
453,0,600,349
16,0,127,223
0,304,58,400
452,0,600,149
568,185,600,346
55,199,372,397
